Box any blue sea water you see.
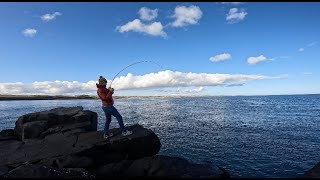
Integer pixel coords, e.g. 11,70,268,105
0,94,319,178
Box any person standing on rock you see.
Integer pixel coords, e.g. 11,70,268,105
96,76,132,139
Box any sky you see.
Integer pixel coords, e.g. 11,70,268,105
0,2,319,96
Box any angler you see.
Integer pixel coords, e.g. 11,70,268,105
96,76,132,140
97,60,162,140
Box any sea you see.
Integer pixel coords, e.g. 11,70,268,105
0,94,319,178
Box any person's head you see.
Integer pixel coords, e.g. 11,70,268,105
98,76,107,86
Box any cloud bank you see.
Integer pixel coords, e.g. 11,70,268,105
0,70,271,95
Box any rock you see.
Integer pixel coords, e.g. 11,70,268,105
0,165,8,176
94,155,229,178
0,106,229,178
21,121,49,139
71,124,162,167
0,129,17,141
302,162,320,178
0,124,161,169
158,155,225,178
3,164,95,178
13,106,97,140
48,106,84,117
40,155,94,169
39,126,63,138
104,124,161,159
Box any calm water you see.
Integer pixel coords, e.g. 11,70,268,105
0,95,319,178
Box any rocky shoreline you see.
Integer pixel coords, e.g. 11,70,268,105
0,106,230,178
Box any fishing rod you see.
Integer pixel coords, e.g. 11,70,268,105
109,60,162,88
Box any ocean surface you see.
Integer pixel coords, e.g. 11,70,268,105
0,94,319,178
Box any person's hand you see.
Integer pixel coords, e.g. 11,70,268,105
108,87,114,92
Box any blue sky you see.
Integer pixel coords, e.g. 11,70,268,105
0,2,319,96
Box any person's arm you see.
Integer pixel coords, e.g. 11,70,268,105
106,88,114,99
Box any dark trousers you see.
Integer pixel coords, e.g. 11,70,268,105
102,105,126,135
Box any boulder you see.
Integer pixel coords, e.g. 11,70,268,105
0,124,161,169
3,164,95,178
94,155,229,178
0,129,17,141
13,107,97,140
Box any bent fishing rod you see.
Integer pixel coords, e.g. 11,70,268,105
109,60,162,88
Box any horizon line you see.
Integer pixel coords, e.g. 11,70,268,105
1,93,320,98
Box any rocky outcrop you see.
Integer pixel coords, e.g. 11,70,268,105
4,164,95,178
0,129,17,141
13,106,97,140
0,106,229,178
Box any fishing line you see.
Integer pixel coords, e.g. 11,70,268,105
109,60,163,88
108,60,163,126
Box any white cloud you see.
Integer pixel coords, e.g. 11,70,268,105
32,80,96,94
298,48,304,52
209,53,232,62
221,2,243,5
111,70,270,90
247,55,267,65
177,86,204,93
171,5,203,27
22,28,37,37
116,19,167,38
0,71,272,95
41,12,62,22
226,8,247,23
0,81,96,95
138,7,158,21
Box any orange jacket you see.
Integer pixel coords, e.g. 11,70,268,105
96,84,114,106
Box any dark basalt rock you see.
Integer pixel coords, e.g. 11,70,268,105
0,106,229,178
